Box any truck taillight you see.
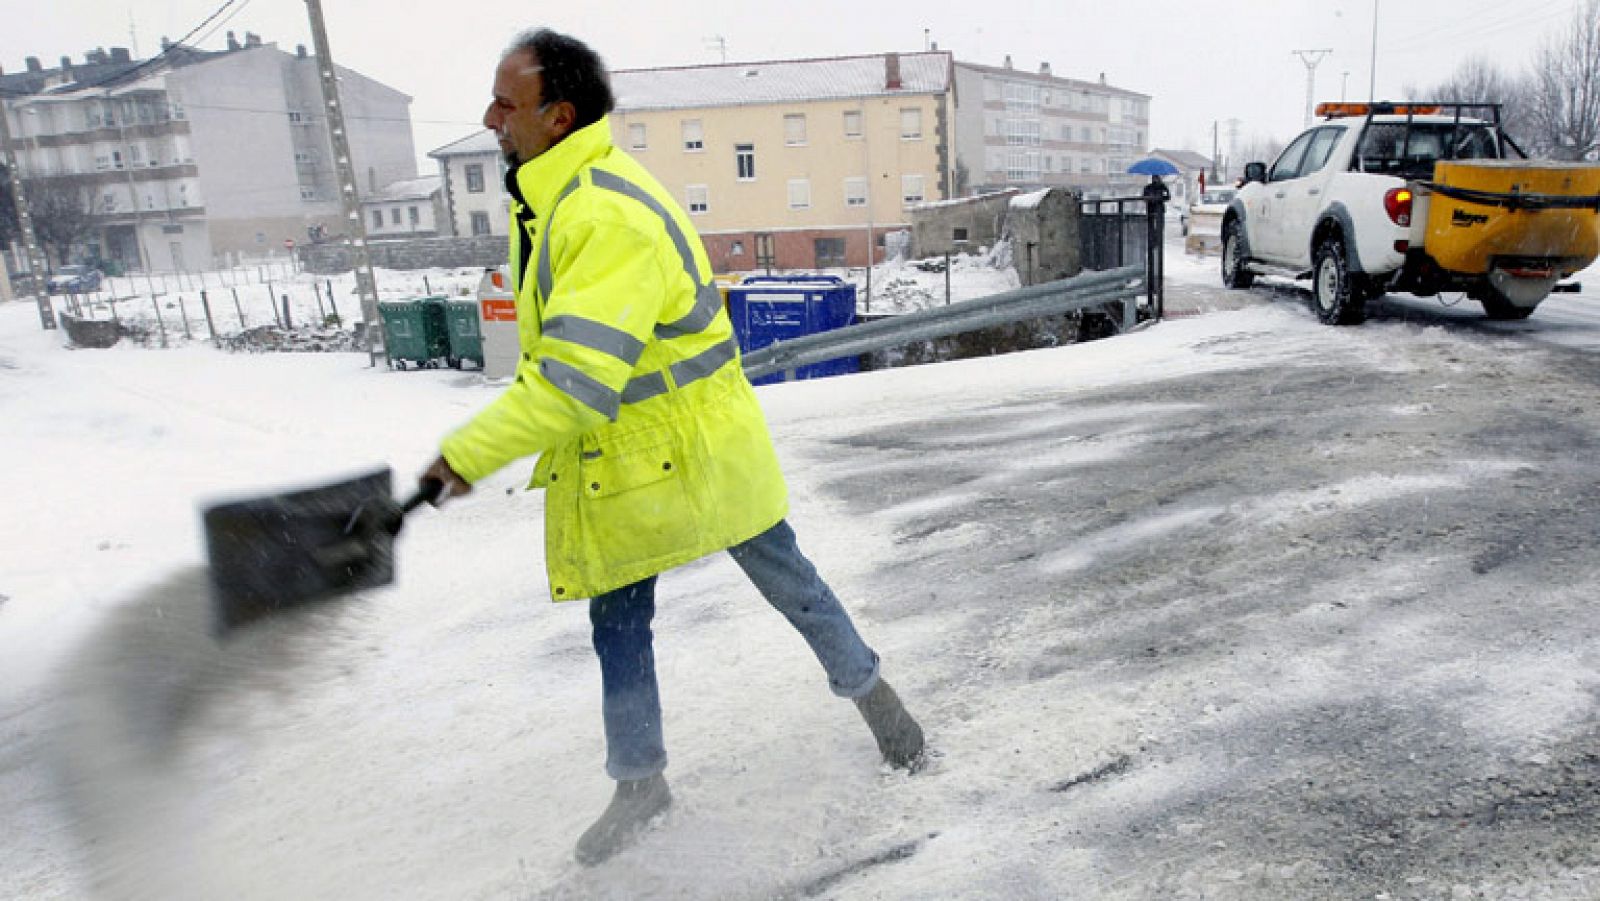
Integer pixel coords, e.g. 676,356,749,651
1384,188,1413,227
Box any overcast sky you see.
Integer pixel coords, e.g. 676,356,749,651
2,0,1581,173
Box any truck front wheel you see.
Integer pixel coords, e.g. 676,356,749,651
1312,238,1367,325
1222,220,1255,289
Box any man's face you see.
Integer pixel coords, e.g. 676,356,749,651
484,49,568,167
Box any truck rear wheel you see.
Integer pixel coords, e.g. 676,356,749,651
1312,238,1367,326
1479,292,1538,320
1222,220,1255,289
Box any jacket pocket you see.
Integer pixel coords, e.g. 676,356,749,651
576,427,693,581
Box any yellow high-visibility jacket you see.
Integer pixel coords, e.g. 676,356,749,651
440,117,788,601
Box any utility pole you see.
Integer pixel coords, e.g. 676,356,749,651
1212,121,1220,181
1292,49,1333,127
1369,0,1380,102
304,0,382,364
0,78,57,329
1341,70,1351,102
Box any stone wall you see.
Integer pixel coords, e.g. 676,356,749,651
1004,187,1082,286
908,190,1016,258
297,235,507,274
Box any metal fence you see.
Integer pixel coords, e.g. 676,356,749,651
1080,195,1165,320
742,265,1145,383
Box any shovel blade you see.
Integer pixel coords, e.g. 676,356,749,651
203,468,399,634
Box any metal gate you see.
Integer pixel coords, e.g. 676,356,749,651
1079,196,1165,320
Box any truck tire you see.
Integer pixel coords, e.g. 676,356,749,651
1478,290,1538,320
1222,220,1255,289
1312,237,1367,325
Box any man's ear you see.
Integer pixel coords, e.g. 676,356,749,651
547,101,579,138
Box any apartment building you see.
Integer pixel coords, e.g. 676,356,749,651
361,174,446,239
610,52,954,271
0,33,415,271
953,57,1150,197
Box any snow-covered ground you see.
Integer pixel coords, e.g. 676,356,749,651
3,251,1600,899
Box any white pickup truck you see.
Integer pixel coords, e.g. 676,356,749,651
1221,102,1600,324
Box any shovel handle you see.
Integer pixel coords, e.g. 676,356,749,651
401,477,446,515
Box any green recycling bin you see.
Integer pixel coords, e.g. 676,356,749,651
378,298,449,369
438,297,485,370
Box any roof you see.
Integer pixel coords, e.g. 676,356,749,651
611,51,951,112
429,129,500,158
1151,148,1213,171
364,174,441,203
954,60,1149,99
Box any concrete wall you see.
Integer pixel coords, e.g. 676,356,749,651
909,190,1016,258
298,234,506,274
1004,187,1081,285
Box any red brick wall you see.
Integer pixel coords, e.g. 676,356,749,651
700,228,891,273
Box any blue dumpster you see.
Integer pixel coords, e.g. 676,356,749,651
726,275,858,386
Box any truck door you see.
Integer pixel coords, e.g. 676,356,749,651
1256,129,1318,260
1275,126,1348,268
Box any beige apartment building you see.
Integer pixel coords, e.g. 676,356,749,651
610,52,953,271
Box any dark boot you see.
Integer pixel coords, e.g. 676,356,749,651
573,773,672,866
853,678,925,770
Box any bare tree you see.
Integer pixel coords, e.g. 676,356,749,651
24,176,95,268
1424,55,1536,152
1527,0,1600,160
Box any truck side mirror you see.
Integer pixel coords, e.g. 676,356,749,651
1244,162,1268,184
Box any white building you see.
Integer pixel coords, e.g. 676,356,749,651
361,174,445,239
0,33,416,272
428,130,506,239
952,57,1151,197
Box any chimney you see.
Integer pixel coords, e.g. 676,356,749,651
87,48,108,65
296,44,308,58
1039,61,1051,77
1003,54,1013,69
111,47,131,64
60,55,72,78
244,32,261,48
160,36,172,51
931,41,939,51
884,52,902,90
1099,72,1107,85
227,31,241,51
25,56,41,72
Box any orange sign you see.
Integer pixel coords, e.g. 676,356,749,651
481,299,517,322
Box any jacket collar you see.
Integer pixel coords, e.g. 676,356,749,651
506,115,614,215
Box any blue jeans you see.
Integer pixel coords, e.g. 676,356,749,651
588,519,880,780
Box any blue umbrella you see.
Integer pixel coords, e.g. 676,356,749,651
1127,158,1180,177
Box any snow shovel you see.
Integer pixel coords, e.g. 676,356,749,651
201,468,442,635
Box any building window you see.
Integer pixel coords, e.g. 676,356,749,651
629,122,647,150
111,150,124,169
787,178,811,210
390,208,402,225
300,188,317,201
465,163,485,193
288,111,304,123
686,184,709,214
102,192,117,212
900,107,923,140
371,210,383,229
735,143,755,180
784,114,807,146
408,205,419,226
470,211,491,236
814,237,846,268
682,119,704,151
843,110,862,138
129,145,143,165
901,174,924,207
953,226,969,242
731,240,744,255
844,177,867,207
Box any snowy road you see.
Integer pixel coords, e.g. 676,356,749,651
3,260,1599,899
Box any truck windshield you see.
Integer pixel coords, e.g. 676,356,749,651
1355,122,1500,177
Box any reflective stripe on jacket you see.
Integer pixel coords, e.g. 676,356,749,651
439,117,788,600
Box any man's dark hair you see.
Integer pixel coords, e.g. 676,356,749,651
510,29,615,131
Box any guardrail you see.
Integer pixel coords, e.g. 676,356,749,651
741,264,1145,383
